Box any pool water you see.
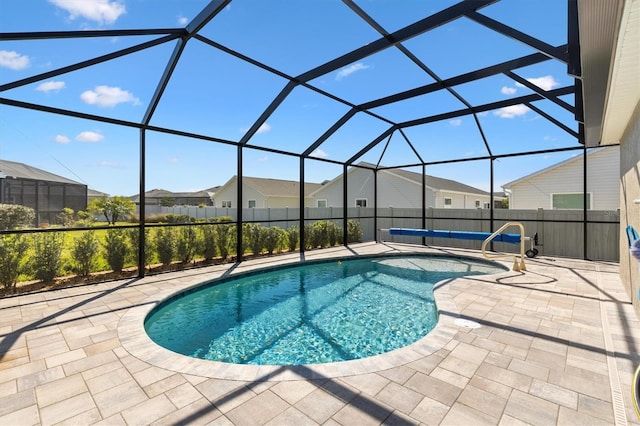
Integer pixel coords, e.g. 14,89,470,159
145,255,504,365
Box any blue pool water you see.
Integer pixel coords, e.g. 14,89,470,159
145,255,504,365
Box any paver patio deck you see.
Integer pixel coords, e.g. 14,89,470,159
1,242,639,425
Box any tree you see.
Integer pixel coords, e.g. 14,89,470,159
88,196,135,225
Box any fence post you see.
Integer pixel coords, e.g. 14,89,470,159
537,208,544,251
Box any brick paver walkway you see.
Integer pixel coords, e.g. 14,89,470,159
1,242,639,425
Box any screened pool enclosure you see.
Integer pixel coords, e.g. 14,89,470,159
0,0,622,281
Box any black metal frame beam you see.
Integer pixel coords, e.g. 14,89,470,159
343,0,493,161
347,86,575,165
358,51,557,110
242,0,496,150
0,34,181,93
504,71,575,114
0,28,184,41
401,86,574,128
298,0,496,84
464,10,569,63
524,102,580,139
0,0,591,267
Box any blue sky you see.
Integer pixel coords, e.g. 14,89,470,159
0,0,582,197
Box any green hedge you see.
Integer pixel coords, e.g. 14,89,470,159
0,219,364,291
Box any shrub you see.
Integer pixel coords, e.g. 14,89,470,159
0,204,35,230
201,225,217,261
165,213,196,224
75,210,96,227
263,227,283,255
176,225,199,264
347,220,363,243
0,234,30,292
32,232,64,283
104,229,129,272
244,223,264,256
328,221,340,247
126,228,153,267
58,208,76,227
304,224,316,249
145,214,168,224
213,223,234,261
215,216,233,223
312,221,330,248
154,227,176,266
72,231,99,276
286,226,299,252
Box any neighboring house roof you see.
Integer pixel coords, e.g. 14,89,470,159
311,162,490,196
203,185,221,196
501,147,617,189
217,176,323,198
0,159,85,186
129,188,213,203
88,189,110,198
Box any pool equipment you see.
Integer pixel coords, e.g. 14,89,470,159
385,222,537,271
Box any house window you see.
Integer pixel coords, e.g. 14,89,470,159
248,199,256,208
222,200,232,208
552,193,591,209
485,202,491,209
355,198,367,208
317,199,327,208
475,200,480,208
444,197,452,208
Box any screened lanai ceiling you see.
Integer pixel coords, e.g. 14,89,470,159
0,0,621,196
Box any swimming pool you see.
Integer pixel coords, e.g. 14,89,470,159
144,255,504,365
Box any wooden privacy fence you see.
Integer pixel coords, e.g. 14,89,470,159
143,206,620,262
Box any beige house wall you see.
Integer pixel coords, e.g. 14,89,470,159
313,168,493,209
506,147,620,210
619,102,640,314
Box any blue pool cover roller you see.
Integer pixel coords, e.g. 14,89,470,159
388,228,522,244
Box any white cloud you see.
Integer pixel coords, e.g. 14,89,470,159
449,119,462,127
80,85,140,107
178,16,188,26
167,157,179,163
336,62,369,81
310,149,329,159
257,156,269,162
0,50,30,70
501,86,517,95
494,104,529,118
76,131,104,142
37,81,66,92
54,134,70,144
49,0,125,25
256,123,271,134
516,75,559,91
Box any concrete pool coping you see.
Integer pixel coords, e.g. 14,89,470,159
118,247,514,381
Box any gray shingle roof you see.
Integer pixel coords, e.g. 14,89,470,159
128,188,214,203
358,162,489,196
243,176,323,198
0,159,84,185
